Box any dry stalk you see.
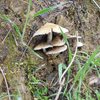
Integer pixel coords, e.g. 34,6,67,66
2,29,12,44
0,67,11,100
92,0,100,10
54,77,65,100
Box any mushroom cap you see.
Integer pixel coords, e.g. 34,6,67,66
77,42,83,47
51,36,65,46
33,23,69,37
34,42,53,50
46,45,67,55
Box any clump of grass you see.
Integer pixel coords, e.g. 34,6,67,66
27,75,48,100
56,46,100,99
55,29,100,99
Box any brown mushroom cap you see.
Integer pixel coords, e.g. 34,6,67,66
33,23,69,37
34,42,53,50
46,45,67,55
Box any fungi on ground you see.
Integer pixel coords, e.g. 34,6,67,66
46,45,67,55
33,23,83,55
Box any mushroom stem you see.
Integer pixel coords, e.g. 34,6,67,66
43,48,46,53
47,29,53,43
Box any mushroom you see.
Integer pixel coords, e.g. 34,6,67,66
77,41,84,47
46,45,67,55
33,23,69,37
33,23,83,55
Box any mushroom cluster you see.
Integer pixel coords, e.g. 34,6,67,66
33,23,83,55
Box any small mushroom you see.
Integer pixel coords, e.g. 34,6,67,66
33,23,83,56
77,41,84,47
34,42,53,50
33,23,69,37
46,45,67,55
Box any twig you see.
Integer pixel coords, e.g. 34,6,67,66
2,29,12,44
0,67,11,100
92,0,100,10
12,34,18,46
54,77,65,100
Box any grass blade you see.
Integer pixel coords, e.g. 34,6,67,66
58,63,66,80
74,47,100,83
59,27,73,63
32,2,67,18
0,14,22,38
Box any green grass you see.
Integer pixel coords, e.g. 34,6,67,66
57,29,100,99
74,47,100,83
60,27,73,63
60,47,100,99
